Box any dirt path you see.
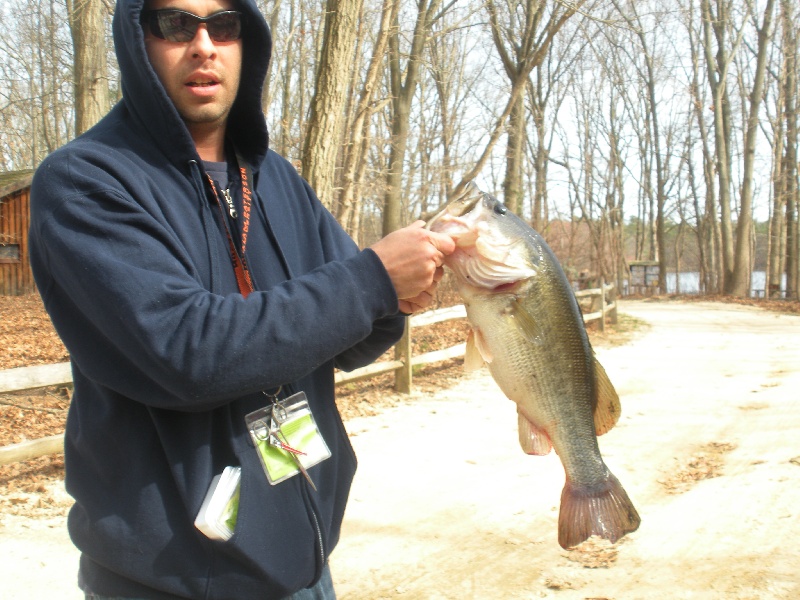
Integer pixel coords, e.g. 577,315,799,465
2,299,799,599
331,300,800,599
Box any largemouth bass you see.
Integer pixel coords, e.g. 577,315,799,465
427,183,640,549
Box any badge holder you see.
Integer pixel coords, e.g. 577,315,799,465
246,391,331,491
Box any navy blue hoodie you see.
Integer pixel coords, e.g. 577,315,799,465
28,1,405,598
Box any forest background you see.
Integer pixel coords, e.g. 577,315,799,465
1,0,798,299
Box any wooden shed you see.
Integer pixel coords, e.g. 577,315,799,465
0,169,35,295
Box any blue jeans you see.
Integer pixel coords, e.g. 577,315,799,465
85,563,336,600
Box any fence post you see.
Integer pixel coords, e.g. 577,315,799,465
394,316,412,393
609,281,618,324
599,277,607,332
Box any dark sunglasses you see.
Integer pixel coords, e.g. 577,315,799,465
142,9,242,43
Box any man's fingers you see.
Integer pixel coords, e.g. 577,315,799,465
427,230,456,255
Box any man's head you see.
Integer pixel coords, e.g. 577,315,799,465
142,0,242,156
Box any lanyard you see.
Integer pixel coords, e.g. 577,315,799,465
207,152,255,298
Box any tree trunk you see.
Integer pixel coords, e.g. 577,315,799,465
530,69,549,232
276,1,297,157
780,0,799,299
687,3,721,293
260,0,282,112
67,0,109,135
338,0,396,241
487,0,546,216
612,0,668,292
701,0,738,293
383,0,441,235
302,0,364,209
503,96,526,214
730,0,776,297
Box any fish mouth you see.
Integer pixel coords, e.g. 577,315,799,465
424,182,484,230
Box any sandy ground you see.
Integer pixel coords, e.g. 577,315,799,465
2,299,799,599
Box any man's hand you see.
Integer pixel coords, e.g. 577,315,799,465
370,221,455,314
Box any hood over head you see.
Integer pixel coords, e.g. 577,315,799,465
112,0,272,166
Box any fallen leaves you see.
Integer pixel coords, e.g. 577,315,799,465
0,294,69,370
659,442,737,494
564,537,626,568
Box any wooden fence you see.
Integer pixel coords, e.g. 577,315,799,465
0,282,616,466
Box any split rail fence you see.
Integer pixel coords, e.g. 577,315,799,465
0,282,616,466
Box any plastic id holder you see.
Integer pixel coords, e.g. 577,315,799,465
245,391,331,487
195,466,241,541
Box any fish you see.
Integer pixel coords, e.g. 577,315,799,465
426,183,640,549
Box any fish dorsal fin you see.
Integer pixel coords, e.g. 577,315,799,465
593,355,621,436
510,297,543,345
464,328,491,371
518,411,552,455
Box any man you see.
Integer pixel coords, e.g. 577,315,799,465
28,0,454,598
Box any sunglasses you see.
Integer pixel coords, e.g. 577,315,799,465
143,9,242,43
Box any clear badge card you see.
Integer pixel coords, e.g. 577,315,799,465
245,391,331,487
195,466,241,541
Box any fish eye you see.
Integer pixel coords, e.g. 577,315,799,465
493,203,507,215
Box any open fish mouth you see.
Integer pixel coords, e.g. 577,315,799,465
424,182,485,230
426,183,536,289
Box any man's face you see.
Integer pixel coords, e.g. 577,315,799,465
143,0,242,139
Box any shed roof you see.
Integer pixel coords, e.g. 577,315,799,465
0,169,34,199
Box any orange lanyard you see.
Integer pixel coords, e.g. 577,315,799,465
207,154,255,298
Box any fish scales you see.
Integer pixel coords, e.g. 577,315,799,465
427,183,640,549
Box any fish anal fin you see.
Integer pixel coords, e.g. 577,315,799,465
593,356,621,436
517,412,552,455
464,328,491,372
558,471,641,549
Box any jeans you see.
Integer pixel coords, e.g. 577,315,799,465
85,563,336,600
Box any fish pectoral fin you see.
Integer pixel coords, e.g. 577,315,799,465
464,328,491,371
510,298,542,345
593,355,621,436
517,412,552,455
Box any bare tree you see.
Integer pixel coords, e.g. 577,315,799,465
777,0,799,298
381,0,449,235
257,0,283,111
267,0,323,164
485,0,540,214
685,0,723,293
700,0,748,294
67,0,110,134
451,0,583,203
302,0,364,208
337,0,397,242
5,0,796,300
728,0,776,297
611,0,672,293
0,0,74,169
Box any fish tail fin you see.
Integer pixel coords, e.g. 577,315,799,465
558,471,640,549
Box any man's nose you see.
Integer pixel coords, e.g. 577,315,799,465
188,24,217,59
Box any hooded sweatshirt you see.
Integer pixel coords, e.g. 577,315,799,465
28,1,405,598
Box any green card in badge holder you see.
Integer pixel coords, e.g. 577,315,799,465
246,391,331,490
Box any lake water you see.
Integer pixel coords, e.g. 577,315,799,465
665,271,787,297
